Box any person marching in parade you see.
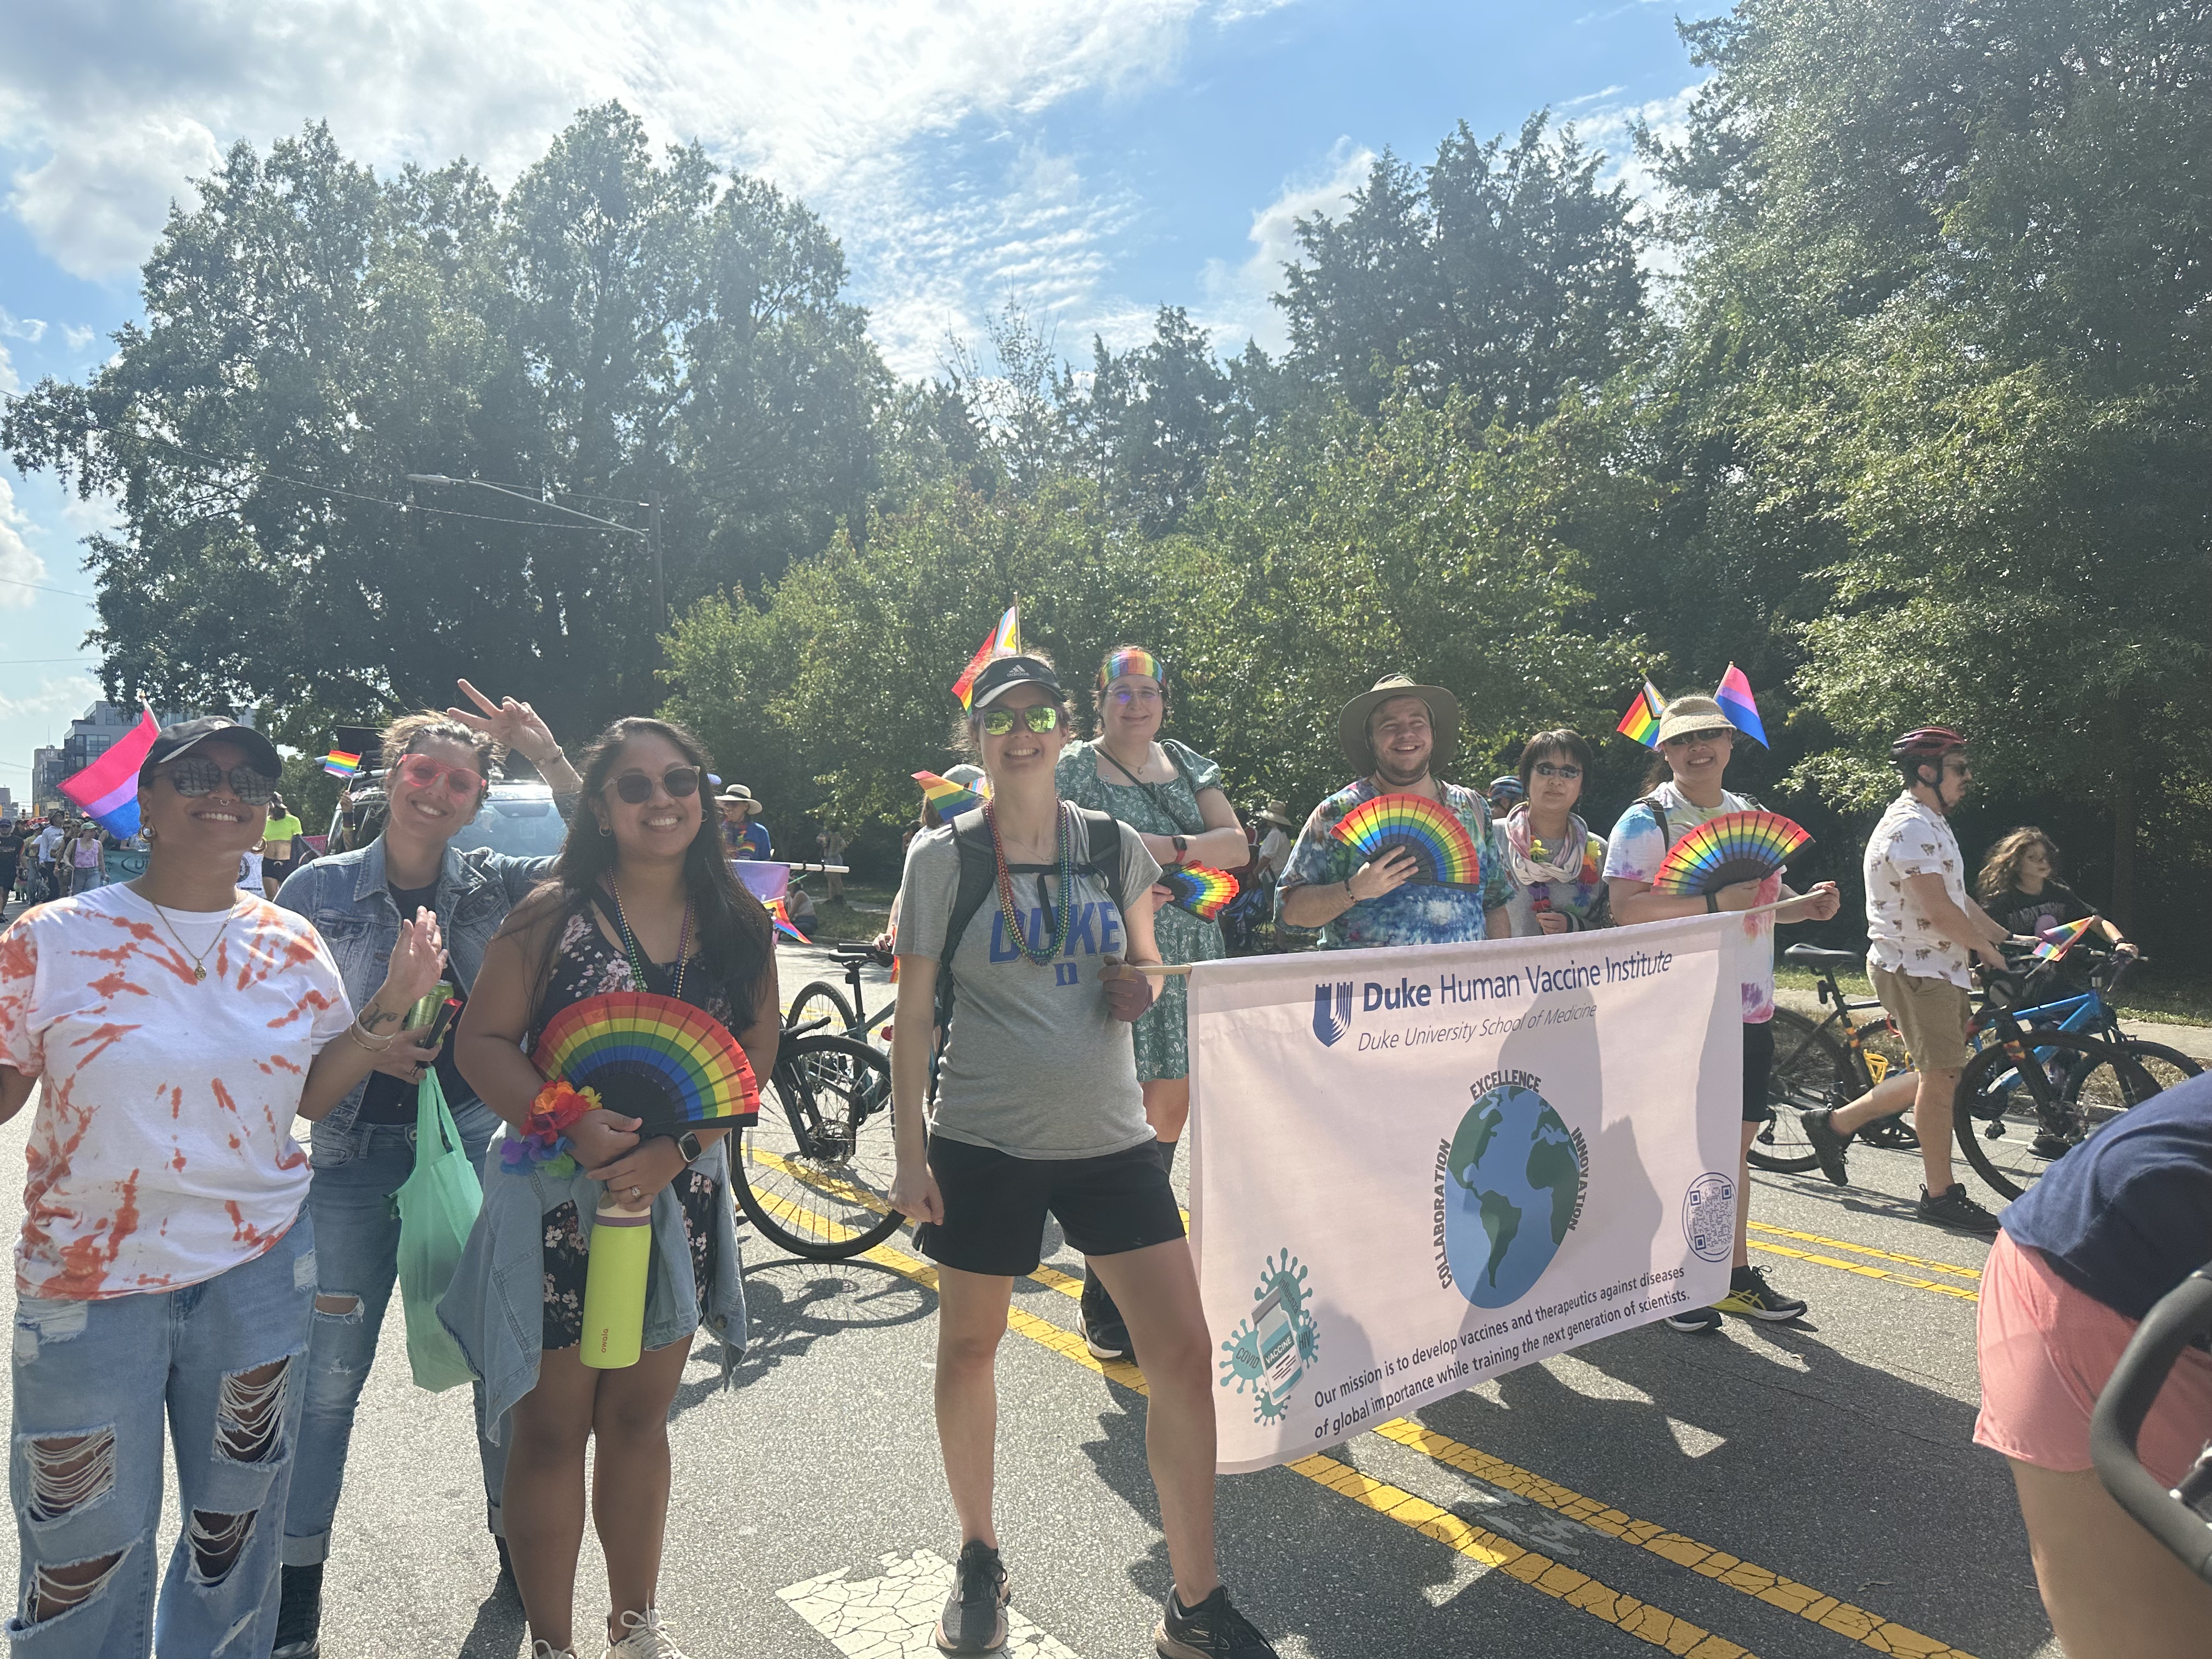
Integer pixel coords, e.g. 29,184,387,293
889,651,1282,1659
0,718,447,1658
1603,694,1839,1332
1497,729,1612,936
449,718,777,1659
1056,645,1248,1363
1277,673,1512,948
272,684,580,1658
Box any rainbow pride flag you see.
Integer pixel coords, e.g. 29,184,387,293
1615,680,1663,748
323,750,362,778
950,605,1020,709
2033,916,2097,963
59,706,160,838
1715,663,1768,747
766,896,811,944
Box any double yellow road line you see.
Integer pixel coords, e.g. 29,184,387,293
742,1158,1981,1658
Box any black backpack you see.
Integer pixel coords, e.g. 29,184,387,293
931,805,1134,1040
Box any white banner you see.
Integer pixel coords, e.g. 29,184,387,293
1188,912,1745,1474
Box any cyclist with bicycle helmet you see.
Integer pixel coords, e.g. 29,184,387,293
1801,727,2013,1233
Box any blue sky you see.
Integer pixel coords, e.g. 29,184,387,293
0,0,1708,797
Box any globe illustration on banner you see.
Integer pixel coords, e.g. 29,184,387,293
1443,1086,1585,1308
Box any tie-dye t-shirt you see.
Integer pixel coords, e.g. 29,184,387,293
1604,784,1780,1024
0,883,353,1299
1277,779,1514,950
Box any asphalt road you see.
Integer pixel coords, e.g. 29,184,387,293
0,934,2069,1658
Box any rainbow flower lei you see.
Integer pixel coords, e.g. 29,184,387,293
500,1078,599,1178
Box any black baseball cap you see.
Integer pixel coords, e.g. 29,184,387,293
968,654,1063,710
142,717,283,781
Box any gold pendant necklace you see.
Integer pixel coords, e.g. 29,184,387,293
148,899,230,983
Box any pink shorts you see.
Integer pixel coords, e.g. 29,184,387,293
1976,1231,2212,1487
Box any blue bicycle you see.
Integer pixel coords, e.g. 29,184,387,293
1953,945,2200,1200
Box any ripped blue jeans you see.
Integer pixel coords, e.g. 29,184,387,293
8,1216,314,1657
283,1102,505,1564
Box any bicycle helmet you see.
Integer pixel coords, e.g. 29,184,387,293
1891,726,1966,761
1488,774,1527,801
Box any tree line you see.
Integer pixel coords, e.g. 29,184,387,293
6,0,2208,947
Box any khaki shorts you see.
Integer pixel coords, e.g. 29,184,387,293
1869,961,1973,1072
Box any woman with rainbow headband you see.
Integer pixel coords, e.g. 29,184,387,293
1054,644,1247,1363
447,717,778,1659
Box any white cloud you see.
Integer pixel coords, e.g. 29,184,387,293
0,309,47,342
1196,138,1375,353
0,342,16,396
1563,81,1703,280
0,674,101,721
60,324,96,352
0,478,52,610
0,0,1278,371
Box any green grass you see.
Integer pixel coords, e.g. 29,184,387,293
782,879,897,952
1774,964,2212,1028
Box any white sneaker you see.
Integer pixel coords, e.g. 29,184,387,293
605,1607,690,1658
532,1644,579,1659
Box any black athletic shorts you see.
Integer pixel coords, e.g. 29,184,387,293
915,1136,1185,1278
1742,1020,1776,1123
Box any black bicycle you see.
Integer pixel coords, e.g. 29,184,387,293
1752,945,1920,1173
731,943,903,1260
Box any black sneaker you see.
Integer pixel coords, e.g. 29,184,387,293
1080,1270,1133,1363
272,1562,323,1659
2029,1131,2070,1159
1716,1265,1808,1322
1663,1304,1723,1334
1156,1584,1279,1658
1918,1183,2000,1236
935,1540,1009,1654
1799,1105,1853,1187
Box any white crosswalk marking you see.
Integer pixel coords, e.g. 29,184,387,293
779,1549,1084,1659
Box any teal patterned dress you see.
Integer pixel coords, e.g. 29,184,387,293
1056,737,1226,1082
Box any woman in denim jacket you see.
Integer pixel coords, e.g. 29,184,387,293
270,685,580,1658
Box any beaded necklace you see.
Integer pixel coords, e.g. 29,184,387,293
607,874,692,1001
986,799,1075,966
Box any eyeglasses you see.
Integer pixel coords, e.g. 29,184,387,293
609,766,703,804
160,756,277,805
1662,729,1732,749
978,705,1062,737
396,754,486,795
1107,684,1163,706
1532,762,1583,781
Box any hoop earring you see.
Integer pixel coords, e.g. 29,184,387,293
598,821,612,837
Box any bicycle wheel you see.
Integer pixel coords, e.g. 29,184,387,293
1751,1008,1846,1172
735,1034,903,1260
2068,1040,2200,1118
785,980,855,1040
1954,1029,2131,1203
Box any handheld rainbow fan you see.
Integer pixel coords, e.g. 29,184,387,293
531,991,758,1134
1646,810,1811,896
2033,916,2097,964
1329,793,1483,887
1159,865,1239,921
913,770,989,817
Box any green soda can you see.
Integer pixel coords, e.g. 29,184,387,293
409,981,454,1029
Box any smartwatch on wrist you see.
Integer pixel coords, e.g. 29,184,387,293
1171,834,1188,864
1705,893,1720,915
674,1130,704,1164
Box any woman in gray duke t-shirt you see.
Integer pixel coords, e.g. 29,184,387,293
887,650,1286,1658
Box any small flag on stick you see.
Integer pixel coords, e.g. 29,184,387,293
950,605,1021,709
1615,680,1663,748
1714,664,1768,747
59,707,160,838
323,751,362,778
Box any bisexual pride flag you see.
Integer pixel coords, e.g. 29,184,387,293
60,707,160,838
1715,663,1768,747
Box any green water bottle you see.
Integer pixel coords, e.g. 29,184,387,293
580,1193,653,1370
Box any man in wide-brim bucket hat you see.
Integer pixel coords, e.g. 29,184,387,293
1335,672,1460,772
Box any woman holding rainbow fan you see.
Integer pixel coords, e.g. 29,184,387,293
448,716,778,1659
1604,692,1839,1335
1056,644,1248,1364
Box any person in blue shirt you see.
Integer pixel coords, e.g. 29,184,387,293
1974,1071,2212,1655
718,785,772,860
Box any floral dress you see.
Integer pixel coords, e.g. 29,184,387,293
528,899,731,1350
1057,737,1226,1083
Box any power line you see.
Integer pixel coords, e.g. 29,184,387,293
0,577,95,600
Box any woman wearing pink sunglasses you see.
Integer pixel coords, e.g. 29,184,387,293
268,680,580,1659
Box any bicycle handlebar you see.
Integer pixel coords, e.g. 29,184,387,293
830,939,895,966
2090,1266,2212,1584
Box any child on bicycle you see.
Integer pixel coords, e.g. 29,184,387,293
1976,828,2136,971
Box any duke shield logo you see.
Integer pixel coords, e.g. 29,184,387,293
1311,981,1352,1046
